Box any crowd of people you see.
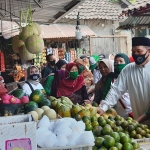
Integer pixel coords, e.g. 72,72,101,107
10,36,150,125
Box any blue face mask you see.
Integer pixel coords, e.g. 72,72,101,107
30,74,40,80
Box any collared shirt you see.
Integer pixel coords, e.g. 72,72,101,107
100,61,150,121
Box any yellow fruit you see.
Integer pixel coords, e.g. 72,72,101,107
43,109,57,120
28,111,38,121
57,105,71,117
78,109,90,118
41,106,50,111
71,105,82,117
34,108,44,120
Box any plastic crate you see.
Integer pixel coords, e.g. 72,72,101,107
37,144,94,150
133,138,150,150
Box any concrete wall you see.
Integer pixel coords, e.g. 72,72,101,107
59,19,132,57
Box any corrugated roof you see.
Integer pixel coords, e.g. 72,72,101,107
40,24,96,38
65,0,124,20
0,21,96,39
0,0,86,23
123,0,150,12
117,16,150,29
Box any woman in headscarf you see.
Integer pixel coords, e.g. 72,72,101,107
102,53,133,119
22,65,44,96
44,59,67,96
57,62,89,104
93,59,113,104
75,58,93,81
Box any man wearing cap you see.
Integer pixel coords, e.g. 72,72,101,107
97,37,150,124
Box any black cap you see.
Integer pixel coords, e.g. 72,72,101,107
132,37,150,47
99,54,106,60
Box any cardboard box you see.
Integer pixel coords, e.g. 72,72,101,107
0,114,37,150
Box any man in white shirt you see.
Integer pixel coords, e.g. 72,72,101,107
97,37,150,124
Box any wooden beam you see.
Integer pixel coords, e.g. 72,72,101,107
90,35,128,38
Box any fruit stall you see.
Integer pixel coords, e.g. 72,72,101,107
1,85,150,150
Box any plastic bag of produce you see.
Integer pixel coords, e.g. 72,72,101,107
76,131,95,145
53,125,72,137
37,128,52,147
54,118,74,128
54,134,68,147
42,132,57,148
67,130,80,146
70,121,85,134
37,115,49,129
48,121,55,131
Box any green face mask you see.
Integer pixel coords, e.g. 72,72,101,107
114,64,126,74
79,66,84,73
70,71,79,79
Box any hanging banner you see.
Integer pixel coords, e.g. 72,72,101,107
0,51,5,72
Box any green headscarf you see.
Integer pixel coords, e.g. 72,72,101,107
102,53,130,99
114,53,130,75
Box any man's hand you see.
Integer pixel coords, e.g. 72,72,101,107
97,107,104,115
84,100,91,104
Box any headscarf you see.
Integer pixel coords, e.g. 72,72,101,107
94,59,113,104
100,59,114,72
75,59,93,78
27,65,40,85
57,62,85,97
102,53,130,99
55,60,67,70
95,59,113,91
51,70,66,97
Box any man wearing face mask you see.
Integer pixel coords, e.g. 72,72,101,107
41,54,57,79
97,37,150,126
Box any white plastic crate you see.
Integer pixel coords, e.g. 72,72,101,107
133,138,150,150
37,144,94,150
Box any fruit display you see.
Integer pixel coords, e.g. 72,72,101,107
70,49,77,62
85,115,142,150
34,49,47,68
1,89,28,104
47,96,150,149
36,115,94,148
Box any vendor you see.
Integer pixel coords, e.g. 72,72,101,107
22,65,44,96
57,62,89,105
97,37,150,126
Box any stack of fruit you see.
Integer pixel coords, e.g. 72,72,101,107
70,49,77,62
24,89,58,121
34,49,47,68
82,115,142,150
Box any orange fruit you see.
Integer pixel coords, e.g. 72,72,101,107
111,132,120,142
122,143,134,150
102,126,113,135
92,121,99,127
115,142,123,150
92,126,102,137
85,124,93,131
95,137,104,148
120,136,131,144
103,136,115,148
